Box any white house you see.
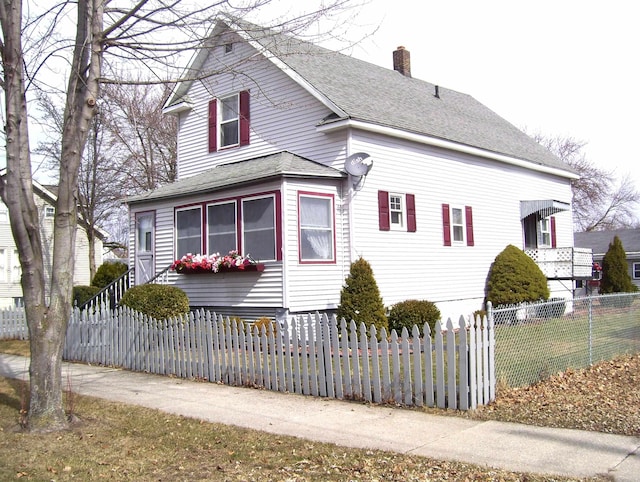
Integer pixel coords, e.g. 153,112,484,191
126,17,591,321
0,179,104,308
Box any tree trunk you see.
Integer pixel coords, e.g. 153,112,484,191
1,0,103,432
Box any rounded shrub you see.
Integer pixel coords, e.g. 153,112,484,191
92,262,129,289
388,300,441,334
486,244,550,306
120,284,189,320
73,285,101,307
337,257,388,335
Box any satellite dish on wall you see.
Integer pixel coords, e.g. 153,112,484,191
345,152,373,177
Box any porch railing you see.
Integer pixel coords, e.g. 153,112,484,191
525,247,593,279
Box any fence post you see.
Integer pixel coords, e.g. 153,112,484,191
588,296,593,365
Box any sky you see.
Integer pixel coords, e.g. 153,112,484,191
319,0,640,189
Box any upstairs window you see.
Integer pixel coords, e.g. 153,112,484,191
442,204,474,246
378,191,416,232
44,206,55,219
208,91,250,152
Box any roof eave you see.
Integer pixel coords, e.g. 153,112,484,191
126,170,345,205
317,119,580,180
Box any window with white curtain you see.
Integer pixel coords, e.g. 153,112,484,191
11,249,21,283
299,193,334,262
0,248,6,282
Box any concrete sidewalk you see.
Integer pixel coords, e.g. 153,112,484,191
1,353,638,481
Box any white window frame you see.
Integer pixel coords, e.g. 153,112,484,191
11,249,21,283
241,194,276,262
633,262,640,280
219,93,240,149
0,248,6,283
450,206,465,244
298,193,335,263
175,206,202,257
206,200,238,255
0,205,8,224
44,205,55,219
389,193,405,230
539,217,551,248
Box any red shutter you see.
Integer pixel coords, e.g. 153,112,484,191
378,191,390,231
550,216,557,248
239,90,250,146
208,99,217,152
442,203,451,246
465,205,474,246
406,194,416,232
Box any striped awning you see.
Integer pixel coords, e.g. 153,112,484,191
520,200,570,220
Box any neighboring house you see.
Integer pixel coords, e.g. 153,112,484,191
0,178,105,308
574,229,640,293
126,17,591,321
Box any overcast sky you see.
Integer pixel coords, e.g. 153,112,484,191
327,0,639,189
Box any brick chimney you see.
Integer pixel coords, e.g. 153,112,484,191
393,46,411,77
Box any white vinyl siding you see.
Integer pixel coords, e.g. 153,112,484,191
347,131,574,318
175,36,346,179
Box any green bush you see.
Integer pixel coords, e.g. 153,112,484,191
92,262,129,289
486,244,550,306
73,285,101,307
337,257,388,335
120,284,190,320
600,235,638,294
388,300,441,334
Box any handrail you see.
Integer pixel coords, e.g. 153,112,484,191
76,264,173,312
76,267,133,311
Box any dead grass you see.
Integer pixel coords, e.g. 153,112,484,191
0,339,624,481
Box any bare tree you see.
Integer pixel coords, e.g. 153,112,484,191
533,133,640,231
0,0,364,432
101,81,177,193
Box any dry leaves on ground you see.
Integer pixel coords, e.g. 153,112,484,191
466,353,640,436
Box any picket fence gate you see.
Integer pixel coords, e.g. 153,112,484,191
62,307,495,410
0,306,27,340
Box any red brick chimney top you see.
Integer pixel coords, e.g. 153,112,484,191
393,46,411,78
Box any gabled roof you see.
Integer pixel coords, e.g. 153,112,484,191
574,229,640,256
166,17,575,176
126,151,345,204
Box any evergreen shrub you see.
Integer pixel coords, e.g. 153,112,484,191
72,285,101,307
120,284,189,320
486,244,550,306
92,262,129,289
388,300,441,334
600,235,637,294
337,257,388,335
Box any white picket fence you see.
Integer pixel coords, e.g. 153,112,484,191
61,307,495,410
0,306,28,340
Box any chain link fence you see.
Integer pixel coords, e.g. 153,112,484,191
488,293,640,388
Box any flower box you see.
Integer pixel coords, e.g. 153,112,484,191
175,263,265,274
171,251,264,274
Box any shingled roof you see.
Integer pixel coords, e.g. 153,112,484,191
166,17,575,175
127,151,344,204
574,229,640,256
